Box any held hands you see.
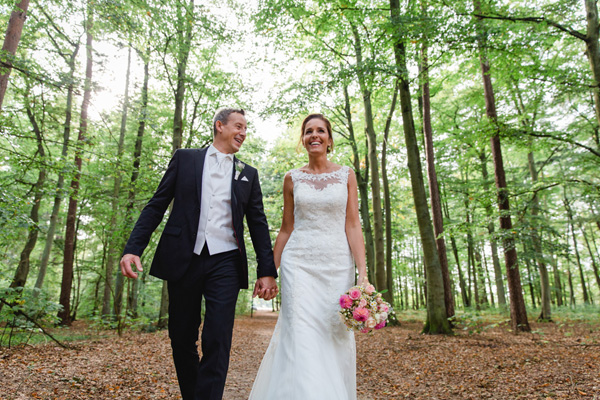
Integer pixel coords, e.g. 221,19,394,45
120,254,143,279
253,276,279,301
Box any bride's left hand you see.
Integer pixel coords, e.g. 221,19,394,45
358,275,369,287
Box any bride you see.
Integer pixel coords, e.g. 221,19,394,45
249,114,368,400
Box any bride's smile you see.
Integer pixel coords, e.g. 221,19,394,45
303,119,332,154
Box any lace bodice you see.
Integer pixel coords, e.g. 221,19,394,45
289,166,350,235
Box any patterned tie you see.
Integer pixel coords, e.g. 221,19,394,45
216,153,231,175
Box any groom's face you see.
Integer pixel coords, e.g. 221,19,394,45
214,112,247,154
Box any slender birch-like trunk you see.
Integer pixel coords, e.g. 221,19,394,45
58,3,93,325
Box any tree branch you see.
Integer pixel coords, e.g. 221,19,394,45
0,298,72,349
470,13,587,41
527,132,600,158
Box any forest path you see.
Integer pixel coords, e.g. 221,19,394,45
1,311,599,399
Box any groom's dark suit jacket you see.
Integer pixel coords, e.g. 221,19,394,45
123,147,277,289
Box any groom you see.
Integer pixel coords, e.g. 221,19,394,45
120,108,278,400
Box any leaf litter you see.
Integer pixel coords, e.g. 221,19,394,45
0,311,598,399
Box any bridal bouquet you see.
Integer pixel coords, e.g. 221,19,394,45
339,284,393,333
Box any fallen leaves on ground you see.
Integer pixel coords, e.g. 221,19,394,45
1,312,599,399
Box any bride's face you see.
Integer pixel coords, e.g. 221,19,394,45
302,118,332,155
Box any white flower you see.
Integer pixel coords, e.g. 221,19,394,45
234,161,245,180
366,317,377,329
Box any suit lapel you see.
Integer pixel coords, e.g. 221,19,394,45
231,155,239,212
195,148,208,205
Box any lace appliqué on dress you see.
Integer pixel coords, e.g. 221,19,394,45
289,166,349,191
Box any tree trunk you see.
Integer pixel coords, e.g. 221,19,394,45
157,278,169,329
34,43,79,293
465,195,477,309
71,222,84,321
410,240,418,309
522,243,537,308
580,223,600,291
563,193,590,304
561,226,576,307
527,151,552,320
349,22,387,298
584,0,600,128
567,266,576,307
361,138,375,284
479,150,507,307
124,50,150,319
512,82,552,319
550,255,563,307
474,0,530,332
58,4,93,325
342,84,375,282
420,13,454,318
403,273,409,310
390,0,450,334
443,193,469,308
579,222,600,288
1,102,46,315
587,220,600,259
117,51,149,322
171,0,194,150
482,250,495,306
0,0,30,109
477,247,490,306
473,251,484,308
489,119,530,331
590,204,600,232
382,82,399,306
158,1,194,328
102,46,132,318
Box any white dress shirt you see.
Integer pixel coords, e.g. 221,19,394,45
193,145,238,255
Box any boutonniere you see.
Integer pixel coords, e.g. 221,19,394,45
234,160,245,180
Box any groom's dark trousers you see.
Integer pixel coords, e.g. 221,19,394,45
168,246,241,400
122,148,277,400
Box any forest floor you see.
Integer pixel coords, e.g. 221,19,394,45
0,311,599,400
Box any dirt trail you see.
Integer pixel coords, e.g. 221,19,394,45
1,311,599,399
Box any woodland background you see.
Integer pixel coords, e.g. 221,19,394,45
0,0,599,356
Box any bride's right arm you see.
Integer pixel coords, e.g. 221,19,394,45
273,172,294,269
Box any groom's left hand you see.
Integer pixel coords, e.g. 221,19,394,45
253,276,278,301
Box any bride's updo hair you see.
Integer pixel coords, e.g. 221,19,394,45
299,113,334,154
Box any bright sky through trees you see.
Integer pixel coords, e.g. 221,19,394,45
86,2,295,147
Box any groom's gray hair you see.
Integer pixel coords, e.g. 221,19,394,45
213,108,246,137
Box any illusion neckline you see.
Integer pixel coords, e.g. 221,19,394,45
295,166,346,176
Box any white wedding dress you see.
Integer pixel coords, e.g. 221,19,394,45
249,166,357,400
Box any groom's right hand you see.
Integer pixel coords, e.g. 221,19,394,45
120,254,143,279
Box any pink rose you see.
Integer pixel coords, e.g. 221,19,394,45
378,303,389,313
353,307,369,322
349,288,362,300
358,298,368,308
366,317,377,329
364,284,376,295
375,321,386,330
339,295,353,309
